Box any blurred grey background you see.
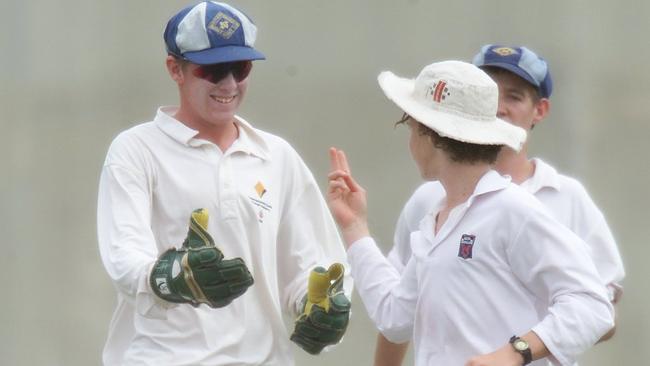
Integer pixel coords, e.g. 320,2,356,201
1,0,648,365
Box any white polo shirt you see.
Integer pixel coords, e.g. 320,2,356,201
521,158,625,300
388,159,625,301
97,107,350,366
349,171,613,366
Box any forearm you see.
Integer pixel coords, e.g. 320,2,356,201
98,164,158,295
347,238,416,343
374,333,409,366
466,330,549,366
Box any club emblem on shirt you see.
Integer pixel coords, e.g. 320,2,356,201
458,234,475,259
249,181,272,223
255,181,267,198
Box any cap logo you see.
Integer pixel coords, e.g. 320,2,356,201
492,47,517,57
208,11,240,39
428,80,450,103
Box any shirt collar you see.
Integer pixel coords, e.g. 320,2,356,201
471,169,512,199
155,106,198,145
414,170,511,254
520,158,561,193
421,170,511,219
154,106,270,161
231,115,271,161
419,170,511,223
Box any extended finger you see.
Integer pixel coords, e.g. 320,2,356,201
329,147,341,172
341,172,363,193
337,150,351,174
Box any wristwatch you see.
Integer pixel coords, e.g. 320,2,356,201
509,335,532,365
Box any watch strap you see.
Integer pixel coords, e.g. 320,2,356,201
509,335,532,365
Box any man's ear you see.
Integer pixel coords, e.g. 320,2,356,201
531,98,550,129
166,55,184,83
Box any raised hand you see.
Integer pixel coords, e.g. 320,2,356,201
326,147,370,246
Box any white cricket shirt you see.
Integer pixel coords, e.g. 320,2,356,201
388,159,625,301
350,171,613,366
97,107,350,366
520,158,625,300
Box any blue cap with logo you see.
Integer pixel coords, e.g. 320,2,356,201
472,44,552,98
164,1,265,65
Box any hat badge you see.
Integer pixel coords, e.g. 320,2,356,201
492,47,517,57
427,80,451,103
208,11,240,39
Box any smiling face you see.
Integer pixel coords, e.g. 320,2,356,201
166,56,249,131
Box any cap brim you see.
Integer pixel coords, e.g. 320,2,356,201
183,45,266,65
478,62,540,89
377,71,526,151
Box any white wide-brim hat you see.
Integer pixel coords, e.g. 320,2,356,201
378,60,526,151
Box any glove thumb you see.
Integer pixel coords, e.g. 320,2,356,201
182,208,216,249
305,263,345,313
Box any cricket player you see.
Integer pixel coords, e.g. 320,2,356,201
326,60,614,365
373,45,625,366
97,2,350,365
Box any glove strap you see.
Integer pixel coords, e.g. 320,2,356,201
181,251,210,305
150,249,191,304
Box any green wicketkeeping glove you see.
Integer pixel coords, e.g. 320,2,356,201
290,263,351,355
149,208,254,308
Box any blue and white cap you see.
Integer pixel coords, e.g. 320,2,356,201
164,1,265,65
472,45,552,98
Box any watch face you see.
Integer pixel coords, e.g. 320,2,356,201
514,339,529,351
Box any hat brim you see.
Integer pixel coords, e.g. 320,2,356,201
378,71,526,151
183,45,266,65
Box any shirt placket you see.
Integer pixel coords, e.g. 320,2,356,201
423,202,471,256
218,154,238,220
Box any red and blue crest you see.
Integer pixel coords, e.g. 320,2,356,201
457,234,475,259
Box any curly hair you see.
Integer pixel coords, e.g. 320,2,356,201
396,113,501,164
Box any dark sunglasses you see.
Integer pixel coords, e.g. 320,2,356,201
192,61,253,83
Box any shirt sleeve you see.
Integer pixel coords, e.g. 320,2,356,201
97,137,173,318
507,209,615,365
387,182,440,272
276,158,351,317
571,185,626,301
347,237,418,344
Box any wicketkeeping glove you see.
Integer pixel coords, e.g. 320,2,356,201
290,263,351,355
149,208,254,308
